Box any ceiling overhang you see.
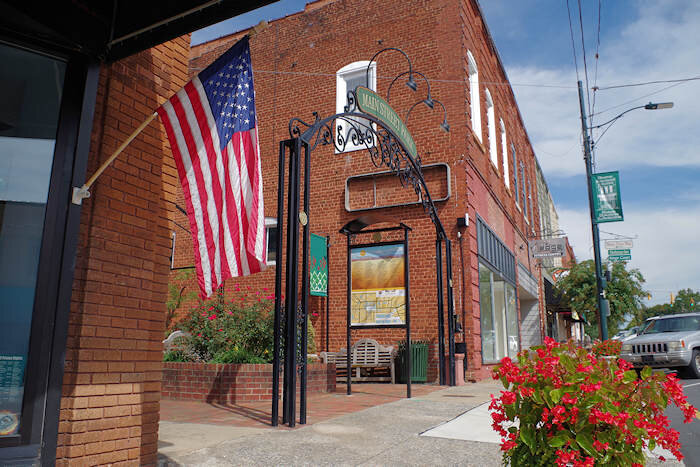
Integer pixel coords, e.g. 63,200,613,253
0,0,275,61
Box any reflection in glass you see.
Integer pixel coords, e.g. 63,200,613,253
0,43,65,437
479,262,520,363
479,264,495,362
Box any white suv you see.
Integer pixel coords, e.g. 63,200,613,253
620,313,700,378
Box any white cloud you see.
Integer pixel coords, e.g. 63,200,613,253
508,0,700,178
558,205,700,305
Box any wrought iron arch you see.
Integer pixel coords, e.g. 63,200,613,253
272,49,458,429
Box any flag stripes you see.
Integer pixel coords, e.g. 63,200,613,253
157,72,265,297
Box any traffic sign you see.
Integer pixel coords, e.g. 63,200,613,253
608,248,631,262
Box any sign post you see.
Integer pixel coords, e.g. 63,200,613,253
592,171,624,223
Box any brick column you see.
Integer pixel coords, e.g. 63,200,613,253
56,37,189,466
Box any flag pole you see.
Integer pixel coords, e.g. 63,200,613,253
72,111,158,205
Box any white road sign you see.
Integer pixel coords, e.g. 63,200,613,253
604,239,633,250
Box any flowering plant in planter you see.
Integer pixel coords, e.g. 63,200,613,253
591,339,622,357
489,337,696,466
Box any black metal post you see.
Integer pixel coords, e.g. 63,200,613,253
445,239,456,386
346,234,352,395
436,232,445,386
300,141,310,425
404,227,411,399
326,235,330,354
271,140,287,427
284,138,301,427
577,80,609,340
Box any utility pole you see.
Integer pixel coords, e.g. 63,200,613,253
577,80,609,340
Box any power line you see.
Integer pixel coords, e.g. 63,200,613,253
591,81,685,117
249,69,576,88
595,75,700,90
577,0,592,121
590,0,602,127
566,0,581,82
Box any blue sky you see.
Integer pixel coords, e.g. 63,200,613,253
194,0,700,304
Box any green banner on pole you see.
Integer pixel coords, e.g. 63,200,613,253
592,171,623,223
310,234,328,297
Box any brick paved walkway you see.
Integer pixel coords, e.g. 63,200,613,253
159,383,445,428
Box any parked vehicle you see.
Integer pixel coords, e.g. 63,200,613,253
612,325,641,342
620,313,700,378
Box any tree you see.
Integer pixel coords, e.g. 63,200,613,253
554,260,647,339
629,288,700,327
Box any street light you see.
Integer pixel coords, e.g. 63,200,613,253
590,102,674,149
577,82,672,340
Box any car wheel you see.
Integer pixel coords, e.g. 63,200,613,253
685,349,700,379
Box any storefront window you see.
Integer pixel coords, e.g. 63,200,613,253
0,43,65,437
479,262,519,363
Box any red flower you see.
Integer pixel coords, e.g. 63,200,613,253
501,391,517,405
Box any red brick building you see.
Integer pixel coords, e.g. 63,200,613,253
0,0,562,464
172,0,550,383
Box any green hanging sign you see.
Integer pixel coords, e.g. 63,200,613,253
592,171,624,223
310,234,328,297
355,86,417,160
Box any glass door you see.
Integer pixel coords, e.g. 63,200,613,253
0,42,66,440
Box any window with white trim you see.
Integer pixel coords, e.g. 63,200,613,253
336,61,376,153
265,217,278,265
512,144,520,210
521,163,528,222
500,119,509,188
467,51,482,142
485,89,497,167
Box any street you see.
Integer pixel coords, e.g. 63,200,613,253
669,377,700,466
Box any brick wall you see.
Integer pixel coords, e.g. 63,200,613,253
57,36,190,466
171,0,547,383
161,362,335,403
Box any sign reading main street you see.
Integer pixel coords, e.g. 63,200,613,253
604,239,633,249
608,248,631,262
355,86,417,159
530,237,567,258
592,171,624,223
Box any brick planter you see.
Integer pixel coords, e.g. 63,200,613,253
162,362,336,403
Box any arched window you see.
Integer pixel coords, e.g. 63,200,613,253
500,119,509,188
467,51,481,142
485,88,497,167
336,61,376,153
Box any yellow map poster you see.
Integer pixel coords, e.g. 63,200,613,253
350,244,405,326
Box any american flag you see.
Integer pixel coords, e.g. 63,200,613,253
157,37,265,297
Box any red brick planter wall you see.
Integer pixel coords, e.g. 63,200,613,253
161,362,336,403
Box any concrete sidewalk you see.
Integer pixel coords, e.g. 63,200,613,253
158,380,681,466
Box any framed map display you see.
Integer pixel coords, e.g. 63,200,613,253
350,243,406,327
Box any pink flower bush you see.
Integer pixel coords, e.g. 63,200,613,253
489,337,695,466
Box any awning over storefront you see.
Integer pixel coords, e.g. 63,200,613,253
0,0,274,61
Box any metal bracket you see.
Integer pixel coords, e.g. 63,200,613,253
71,185,91,205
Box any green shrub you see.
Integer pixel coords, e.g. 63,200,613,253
211,347,267,364
163,350,187,362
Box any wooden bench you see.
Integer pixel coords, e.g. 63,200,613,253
321,338,396,384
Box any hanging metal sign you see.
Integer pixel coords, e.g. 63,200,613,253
355,86,417,159
592,171,624,223
530,237,567,258
310,234,328,297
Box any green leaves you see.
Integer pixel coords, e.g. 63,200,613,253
622,370,638,383
548,430,572,447
641,366,652,379
520,425,535,450
575,431,595,457
549,388,562,404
